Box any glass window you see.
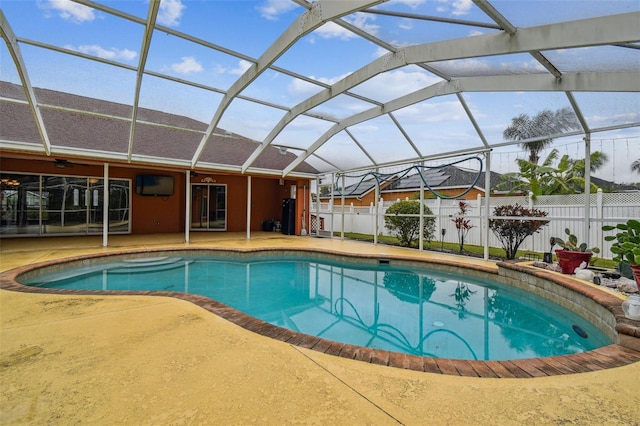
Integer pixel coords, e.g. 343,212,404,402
108,179,130,233
42,176,90,234
191,184,226,231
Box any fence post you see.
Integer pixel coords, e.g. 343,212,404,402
376,197,384,243
315,176,320,237
528,191,534,210
435,197,442,245
340,174,345,240
369,201,374,236
596,188,603,253
527,191,535,253
477,193,482,247
350,202,354,233
419,169,424,251
329,173,335,238
483,152,492,260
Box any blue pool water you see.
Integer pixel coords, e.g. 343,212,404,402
21,253,612,361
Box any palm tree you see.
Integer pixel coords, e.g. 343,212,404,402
632,158,640,174
503,107,580,165
496,149,560,198
588,151,609,172
548,151,609,194
497,150,609,198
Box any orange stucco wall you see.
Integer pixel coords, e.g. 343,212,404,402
0,156,311,235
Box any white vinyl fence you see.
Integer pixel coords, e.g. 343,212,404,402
312,190,640,260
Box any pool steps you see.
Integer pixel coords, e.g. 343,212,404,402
25,257,190,285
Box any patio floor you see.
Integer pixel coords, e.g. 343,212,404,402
1,233,639,424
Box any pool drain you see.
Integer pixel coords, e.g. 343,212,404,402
572,324,588,339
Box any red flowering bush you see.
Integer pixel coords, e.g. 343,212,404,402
489,204,549,259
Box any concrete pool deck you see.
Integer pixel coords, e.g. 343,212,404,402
1,233,639,424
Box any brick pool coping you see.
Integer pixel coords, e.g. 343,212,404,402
2,247,639,378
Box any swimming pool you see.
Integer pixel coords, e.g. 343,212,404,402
19,251,613,361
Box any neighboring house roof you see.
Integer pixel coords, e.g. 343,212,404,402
383,166,493,194
0,82,318,175
591,176,640,192
384,168,449,191
319,165,509,199
323,176,392,198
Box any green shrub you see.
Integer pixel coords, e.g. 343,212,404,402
384,200,435,247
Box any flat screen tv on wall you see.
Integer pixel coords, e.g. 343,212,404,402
136,175,174,196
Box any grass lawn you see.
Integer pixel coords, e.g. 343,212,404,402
336,232,618,270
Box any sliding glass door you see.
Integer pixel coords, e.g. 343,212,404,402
0,173,131,236
191,184,226,230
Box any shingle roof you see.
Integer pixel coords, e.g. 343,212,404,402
0,82,318,175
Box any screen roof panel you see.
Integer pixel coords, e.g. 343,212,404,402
271,115,337,150
1,0,638,181
144,30,248,92
542,46,640,73
20,45,138,106
491,0,639,27
313,133,377,172
137,74,221,126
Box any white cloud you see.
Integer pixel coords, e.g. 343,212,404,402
40,0,95,23
313,13,379,40
451,0,473,16
157,0,185,27
314,22,357,40
586,112,640,126
217,60,252,76
432,58,546,76
345,13,380,36
432,0,472,17
399,20,413,31
394,100,466,124
213,60,253,77
373,46,391,59
287,72,354,100
258,0,299,21
170,57,203,74
231,60,253,75
354,69,442,102
70,44,137,61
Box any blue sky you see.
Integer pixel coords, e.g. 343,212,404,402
1,0,639,183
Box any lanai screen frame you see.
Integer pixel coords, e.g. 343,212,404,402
1,1,638,252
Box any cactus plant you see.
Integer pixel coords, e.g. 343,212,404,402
554,228,600,253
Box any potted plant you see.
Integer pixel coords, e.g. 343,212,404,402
554,228,600,274
603,219,640,286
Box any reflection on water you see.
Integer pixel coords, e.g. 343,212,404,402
23,254,612,360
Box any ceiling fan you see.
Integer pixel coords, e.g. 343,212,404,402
53,159,73,169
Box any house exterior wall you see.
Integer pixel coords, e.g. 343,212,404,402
0,156,310,236
382,188,487,202
325,190,377,207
